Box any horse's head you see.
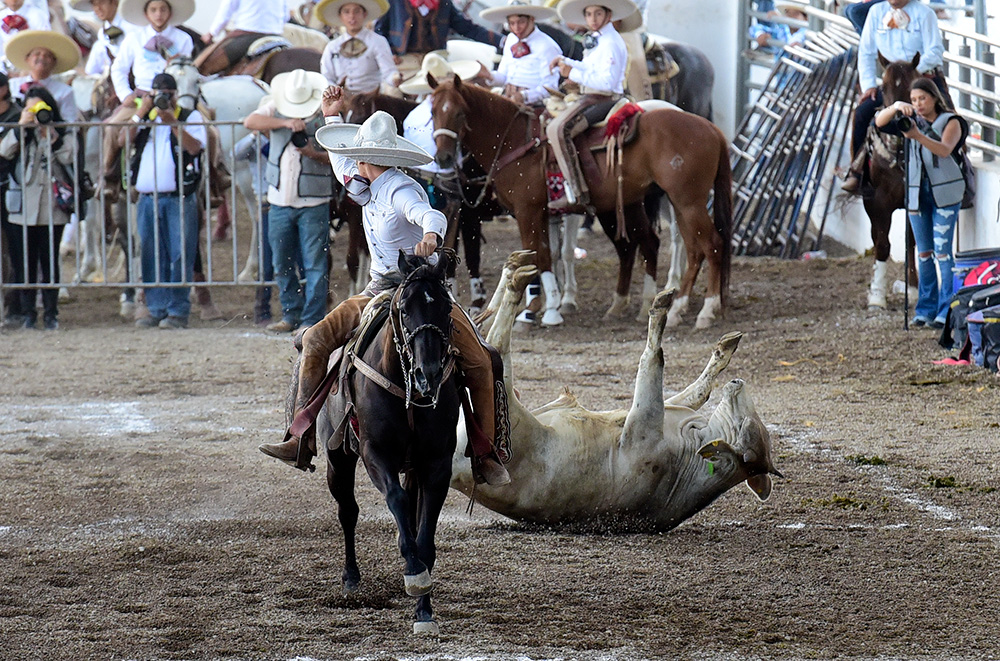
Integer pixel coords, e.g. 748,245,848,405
164,55,201,110
879,52,921,106
429,75,469,171
391,250,454,403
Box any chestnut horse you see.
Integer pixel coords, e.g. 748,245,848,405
429,75,733,328
861,55,921,308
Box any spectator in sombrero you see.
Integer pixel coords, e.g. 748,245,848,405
477,0,562,107
319,0,400,95
0,0,50,70
7,29,81,121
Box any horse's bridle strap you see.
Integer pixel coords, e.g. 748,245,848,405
351,353,407,399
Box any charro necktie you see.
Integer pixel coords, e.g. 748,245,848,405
583,31,599,50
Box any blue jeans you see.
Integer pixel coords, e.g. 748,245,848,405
908,182,960,323
138,193,199,320
268,203,330,328
845,0,886,34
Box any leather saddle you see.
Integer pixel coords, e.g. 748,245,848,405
227,37,292,79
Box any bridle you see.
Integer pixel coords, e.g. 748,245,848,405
388,270,456,409
165,56,203,108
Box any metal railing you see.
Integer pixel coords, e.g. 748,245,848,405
0,119,268,317
942,23,999,160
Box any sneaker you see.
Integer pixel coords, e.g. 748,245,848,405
43,317,59,331
158,316,188,330
21,316,38,330
928,319,945,330
266,319,297,333
910,315,929,327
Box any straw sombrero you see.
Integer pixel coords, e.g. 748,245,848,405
68,0,97,10
314,0,389,28
316,111,433,167
120,0,195,27
4,30,81,74
398,51,480,96
556,0,637,24
614,7,643,32
271,69,328,118
480,0,557,24
774,1,808,15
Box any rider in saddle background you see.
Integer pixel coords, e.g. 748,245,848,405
318,0,401,95
194,0,287,76
71,0,139,84
477,0,562,108
373,0,504,86
544,0,633,210
259,85,512,487
841,0,949,193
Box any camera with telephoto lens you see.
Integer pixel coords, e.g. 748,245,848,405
895,111,913,132
153,91,173,110
290,130,308,148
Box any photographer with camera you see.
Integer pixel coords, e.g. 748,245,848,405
124,72,206,330
875,77,969,329
0,85,74,330
243,69,332,334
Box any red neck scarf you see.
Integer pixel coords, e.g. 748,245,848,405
408,0,440,14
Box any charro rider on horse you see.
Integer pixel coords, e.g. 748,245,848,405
259,85,512,487
317,0,401,95
477,0,562,107
71,0,139,84
544,0,634,210
194,0,287,76
841,0,947,193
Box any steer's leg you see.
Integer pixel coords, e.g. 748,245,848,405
486,264,538,384
478,250,537,327
665,331,743,410
621,289,675,447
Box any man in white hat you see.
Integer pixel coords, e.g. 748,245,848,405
318,0,399,95
195,0,288,76
0,0,50,69
71,0,139,79
260,85,511,486
243,69,333,334
545,0,633,210
478,0,561,107
7,29,81,121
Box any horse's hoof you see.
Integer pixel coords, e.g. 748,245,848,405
665,312,683,328
413,620,439,636
541,308,564,327
695,315,714,330
558,300,577,314
200,303,225,321
404,570,432,597
58,287,70,302
343,578,360,596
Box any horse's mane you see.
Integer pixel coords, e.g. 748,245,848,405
348,91,418,131
434,79,521,117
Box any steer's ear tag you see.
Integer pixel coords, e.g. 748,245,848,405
697,439,732,460
706,461,715,476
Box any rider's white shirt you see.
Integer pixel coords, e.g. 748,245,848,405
490,26,562,105
858,0,943,92
111,24,194,100
321,28,398,94
85,15,140,77
207,0,287,38
10,75,79,121
0,3,50,72
563,22,627,95
324,117,447,281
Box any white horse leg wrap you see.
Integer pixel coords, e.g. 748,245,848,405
540,270,564,326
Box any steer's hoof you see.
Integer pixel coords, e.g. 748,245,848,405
510,265,539,293
413,619,440,636
506,250,537,271
404,570,432,596
541,308,563,327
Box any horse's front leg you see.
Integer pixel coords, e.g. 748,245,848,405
514,205,562,327
326,450,362,594
410,453,453,635
865,199,894,309
559,213,582,313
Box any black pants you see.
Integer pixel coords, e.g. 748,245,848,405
852,71,954,157
6,223,64,323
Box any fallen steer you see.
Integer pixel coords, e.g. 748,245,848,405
452,253,782,531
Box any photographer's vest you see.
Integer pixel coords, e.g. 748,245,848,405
907,112,965,211
128,107,202,196
265,114,333,200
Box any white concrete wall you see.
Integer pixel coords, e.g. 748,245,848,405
647,0,739,139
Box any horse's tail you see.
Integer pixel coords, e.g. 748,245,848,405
712,130,733,312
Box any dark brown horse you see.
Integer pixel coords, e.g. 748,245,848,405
860,54,920,308
429,76,733,328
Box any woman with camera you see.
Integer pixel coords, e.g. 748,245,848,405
0,86,74,330
875,77,968,329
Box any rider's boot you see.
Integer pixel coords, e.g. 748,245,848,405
841,172,862,192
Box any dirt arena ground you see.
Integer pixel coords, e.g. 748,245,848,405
1,217,998,660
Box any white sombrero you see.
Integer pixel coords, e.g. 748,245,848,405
774,0,808,15
447,39,499,71
271,69,328,118
398,51,480,96
120,0,195,27
68,0,97,10
316,111,433,167
4,30,81,74
614,7,643,33
480,0,557,24
556,0,637,24
314,0,389,28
